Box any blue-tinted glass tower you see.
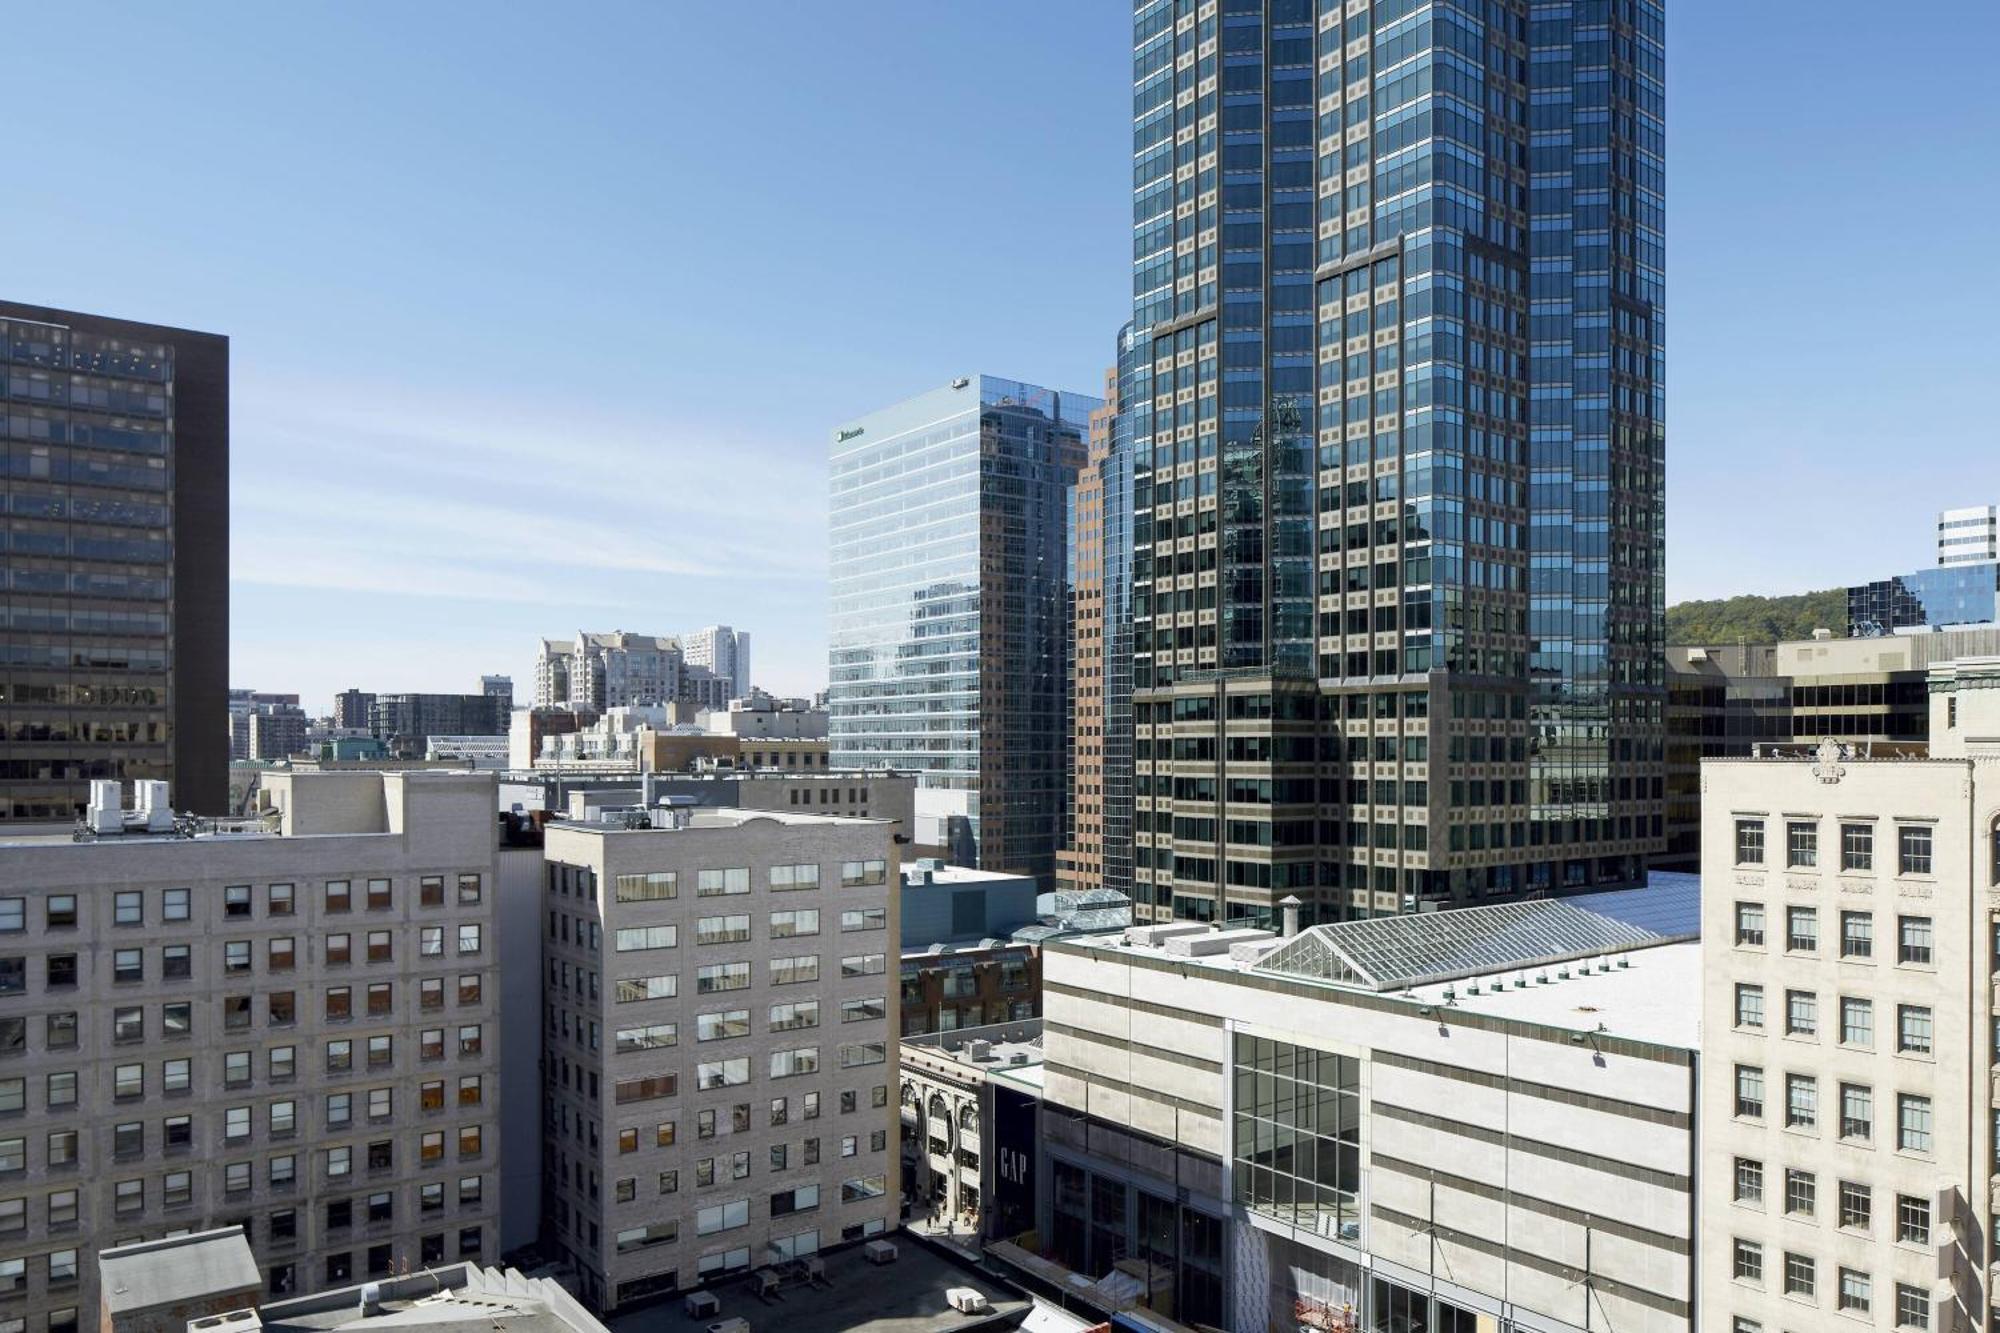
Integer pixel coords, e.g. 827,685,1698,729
1130,0,1665,925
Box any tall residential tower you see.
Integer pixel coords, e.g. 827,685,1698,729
0,302,229,821
828,376,1094,889
1128,0,1666,925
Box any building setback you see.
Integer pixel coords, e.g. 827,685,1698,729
0,771,504,1329
1701,657,2000,1333
829,376,1094,890
0,301,229,821
1125,0,1667,925
540,808,902,1312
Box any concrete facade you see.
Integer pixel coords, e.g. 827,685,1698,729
1701,658,2000,1333
539,809,902,1312
0,772,503,1330
1035,912,1698,1332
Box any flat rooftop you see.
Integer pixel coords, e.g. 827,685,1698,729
1404,938,1701,1046
608,1239,1033,1333
550,807,889,835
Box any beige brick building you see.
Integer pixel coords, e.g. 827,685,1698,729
1702,656,2000,1332
0,771,503,1331
539,808,901,1312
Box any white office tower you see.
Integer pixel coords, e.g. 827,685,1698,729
1938,504,2000,566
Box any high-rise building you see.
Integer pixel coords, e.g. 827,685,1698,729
539,807,901,1312
247,702,310,761
334,689,376,732
1848,561,2000,635
828,376,1095,889
0,301,229,821
533,632,729,712
480,674,514,707
1938,503,1999,566
683,626,752,700
1126,0,1666,926
1057,337,1138,899
0,772,504,1326
229,691,303,761
1701,657,2000,1333
369,693,510,754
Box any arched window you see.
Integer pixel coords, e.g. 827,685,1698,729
957,1103,979,1132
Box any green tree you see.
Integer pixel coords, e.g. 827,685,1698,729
1666,589,1847,645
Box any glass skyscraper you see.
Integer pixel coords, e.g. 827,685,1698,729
829,376,1096,888
1129,0,1665,925
0,301,230,821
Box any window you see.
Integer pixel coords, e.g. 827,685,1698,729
1784,1168,1816,1217
326,987,352,1021
696,963,750,994
48,1248,76,1283
1898,1095,1933,1153
1840,996,1872,1046
839,1042,886,1068
114,1064,143,1099
114,1179,144,1214
770,1000,820,1032
697,868,750,898
1897,1194,1931,1245
326,881,351,912
0,1081,21,1114
223,1051,251,1086
46,954,77,988
1735,819,1765,865
163,1058,189,1091
840,953,885,978
1898,1004,1934,1055
416,1133,443,1164
1733,1157,1763,1204
1895,1283,1931,1329
841,859,888,886
269,937,296,971
840,1174,886,1203
458,874,482,905
697,1059,750,1089
841,907,887,932
457,1025,482,1056
614,872,677,902
269,883,294,915
224,885,252,918
771,955,819,986
0,901,18,935
1784,989,1815,1036
113,949,142,982
113,1007,144,1044
327,934,352,965
165,1115,192,1148
109,893,138,926
163,1170,192,1206
1783,1251,1815,1298
697,1010,750,1043
0,1138,19,1173
368,1034,393,1066
367,983,393,1017
1785,1073,1817,1129
366,879,392,910
1898,916,1934,965
162,888,190,921
615,926,677,952
420,1030,444,1060
1838,1268,1872,1314
363,930,393,963
457,925,482,955
1786,906,1817,952
1841,910,1873,959
617,975,679,1003
769,909,819,939
1898,825,1933,876
1734,901,1765,946
1786,820,1817,868
696,1198,750,1235
615,1023,677,1054
47,1071,76,1107
770,1047,819,1079
1840,1083,1874,1140
771,1183,819,1216
841,997,886,1024
224,940,251,974
769,863,819,891
1838,1180,1871,1230
1841,822,1873,871
697,915,751,946
47,1130,76,1165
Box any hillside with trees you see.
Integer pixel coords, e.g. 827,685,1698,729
1665,588,1848,646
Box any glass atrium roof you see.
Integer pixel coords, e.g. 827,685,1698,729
1253,883,1698,993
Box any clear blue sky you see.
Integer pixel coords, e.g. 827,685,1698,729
4,3,1994,709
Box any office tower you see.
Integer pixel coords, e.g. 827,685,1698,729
0,772,503,1327
684,626,752,700
0,301,229,821
480,674,515,708
1702,658,2000,1333
1848,561,2000,635
828,376,1094,889
1057,335,1139,899
333,689,376,732
1127,0,1666,926
540,808,901,1312
1938,503,1999,567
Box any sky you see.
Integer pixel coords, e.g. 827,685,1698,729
4,3,1996,712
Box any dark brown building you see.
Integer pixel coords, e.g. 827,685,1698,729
899,942,1041,1039
0,301,228,820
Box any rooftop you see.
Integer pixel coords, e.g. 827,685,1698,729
607,1238,1046,1333
1063,876,1703,1050
99,1227,261,1314
904,1020,1045,1081
549,807,889,836
237,1262,607,1333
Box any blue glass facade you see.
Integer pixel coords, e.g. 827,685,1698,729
1848,562,2000,635
1130,0,1665,923
829,376,1096,887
